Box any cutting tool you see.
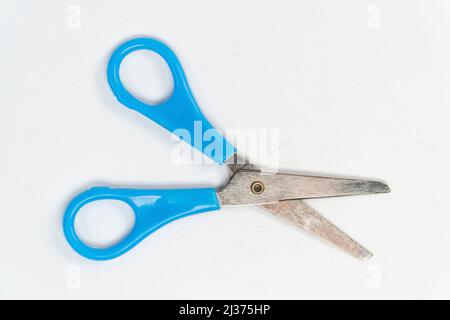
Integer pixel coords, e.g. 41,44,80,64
63,37,390,260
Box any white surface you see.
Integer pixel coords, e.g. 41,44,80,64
1,0,450,299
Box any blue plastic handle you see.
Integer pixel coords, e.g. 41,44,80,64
107,37,236,164
63,187,220,260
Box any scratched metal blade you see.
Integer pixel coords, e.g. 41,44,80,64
218,169,390,206
224,154,379,259
260,200,373,259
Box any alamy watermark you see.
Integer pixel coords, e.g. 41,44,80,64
66,5,81,30
366,5,382,30
66,265,81,290
366,265,383,290
170,121,280,171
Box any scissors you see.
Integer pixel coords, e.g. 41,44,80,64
63,37,390,260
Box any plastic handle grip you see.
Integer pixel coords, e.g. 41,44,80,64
63,187,220,260
107,37,236,164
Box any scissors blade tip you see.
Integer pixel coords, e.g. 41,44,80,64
365,180,391,194
363,252,373,260
355,247,373,260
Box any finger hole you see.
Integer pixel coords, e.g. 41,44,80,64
119,50,174,105
74,200,136,249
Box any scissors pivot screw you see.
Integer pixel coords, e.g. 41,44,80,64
250,181,265,195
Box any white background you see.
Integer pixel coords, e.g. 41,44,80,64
1,0,449,299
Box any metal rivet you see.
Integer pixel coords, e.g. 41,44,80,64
250,181,265,195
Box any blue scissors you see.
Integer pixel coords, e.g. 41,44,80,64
63,37,390,260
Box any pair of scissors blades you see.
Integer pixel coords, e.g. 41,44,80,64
63,37,390,260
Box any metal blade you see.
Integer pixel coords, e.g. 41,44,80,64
260,200,373,260
223,154,385,259
218,169,390,206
